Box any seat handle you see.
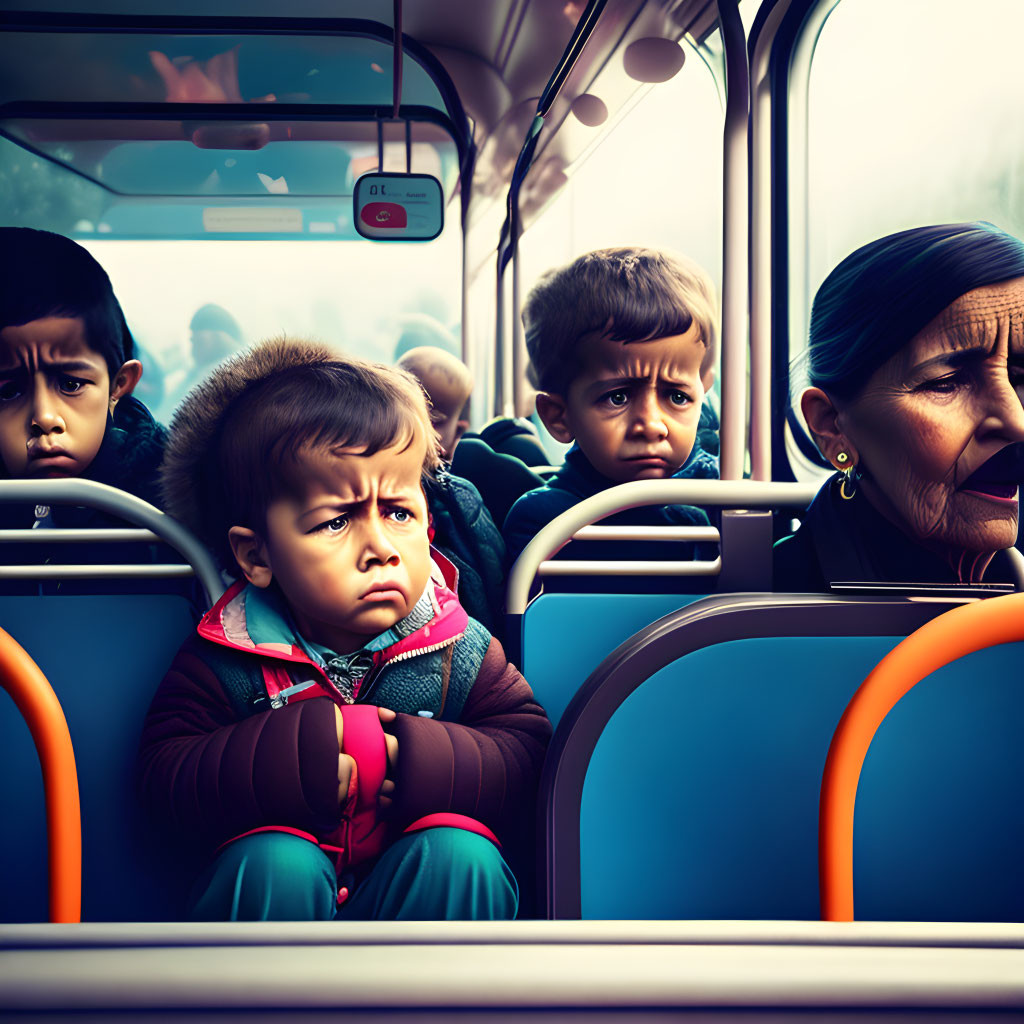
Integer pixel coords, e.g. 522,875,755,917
819,591,1024,921
0,628,81,922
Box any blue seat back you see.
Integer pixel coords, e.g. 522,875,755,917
522,592,702,728
544,594,1024,921
0,593,199,922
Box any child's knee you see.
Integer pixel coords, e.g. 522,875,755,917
189,832,337,921
398,827,519,920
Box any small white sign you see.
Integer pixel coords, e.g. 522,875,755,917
353,174,444,241
203,207,303,233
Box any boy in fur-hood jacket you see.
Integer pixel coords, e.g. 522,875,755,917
139,338,550,921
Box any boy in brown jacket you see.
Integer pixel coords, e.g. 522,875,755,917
138,338,550,920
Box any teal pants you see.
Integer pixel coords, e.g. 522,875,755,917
189,827,519,921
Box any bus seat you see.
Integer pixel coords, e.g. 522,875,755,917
0,479,223,922
508,480,818,701
451,437,545,531
0,627,81,922
522,592,702,729
819,591,1024,922
542,592,1024,922
477,417,552,467
0,592,201,922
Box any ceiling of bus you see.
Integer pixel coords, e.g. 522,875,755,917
1,0,722,234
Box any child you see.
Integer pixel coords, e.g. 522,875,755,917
0,228,166,527
138,338,551,921
396,345,471,461
397,345,508,638
503,247,720,565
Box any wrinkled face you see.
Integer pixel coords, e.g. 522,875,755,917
561,326,706,482
837,278,1024,558
256,439,433,654
0,317,115,478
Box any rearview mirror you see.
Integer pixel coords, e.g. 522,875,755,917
353,173,444,241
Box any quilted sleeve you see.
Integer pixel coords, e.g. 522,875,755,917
136,635,343,852
387,636,552,843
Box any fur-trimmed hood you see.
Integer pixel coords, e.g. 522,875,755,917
160,336,339,553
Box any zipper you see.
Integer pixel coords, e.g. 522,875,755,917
356,631,464,705
269,678,319,709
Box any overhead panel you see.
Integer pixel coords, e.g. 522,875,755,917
0,24,462,240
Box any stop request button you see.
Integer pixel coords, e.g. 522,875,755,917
360,202,408,229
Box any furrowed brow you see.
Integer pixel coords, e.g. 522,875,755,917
910,347,992,374
46,360,100,374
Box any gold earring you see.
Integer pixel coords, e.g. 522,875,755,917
835,453,858,500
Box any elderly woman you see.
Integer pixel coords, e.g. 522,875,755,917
775,222,1024,589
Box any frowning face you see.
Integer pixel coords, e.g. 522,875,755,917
836,279,1024,568
539,325,707,483
233,438,433,654
0,317,136,479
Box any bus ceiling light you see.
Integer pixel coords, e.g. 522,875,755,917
622,37,685,83
570,93,608,126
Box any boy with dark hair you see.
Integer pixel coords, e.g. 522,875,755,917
0,228,167,545
503,246,720,564
139,338,550,920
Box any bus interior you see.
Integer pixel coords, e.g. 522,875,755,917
2,0,1024,1018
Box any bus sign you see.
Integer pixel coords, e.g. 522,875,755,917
353,173,444,241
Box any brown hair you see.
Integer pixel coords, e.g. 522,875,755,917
162,337,439,574
522,247,718,395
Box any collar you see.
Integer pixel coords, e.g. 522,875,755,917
803,473,1016,586
197,548,469,671
553,436,717,499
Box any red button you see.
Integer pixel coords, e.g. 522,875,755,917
360,202,407,229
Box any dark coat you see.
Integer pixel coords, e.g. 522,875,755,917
137,570,551,869
478,417,551,467
774,474,1018,591
426,468,509,642
503,443,717,568
450,437,546,533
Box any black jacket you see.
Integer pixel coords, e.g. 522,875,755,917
774,473,1017,591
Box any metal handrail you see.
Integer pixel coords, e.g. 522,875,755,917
0,528,158,543
748,0,794,481
0,479,224,607
507,479,820,614
718,0,751,481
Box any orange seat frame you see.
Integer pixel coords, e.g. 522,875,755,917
0,627,81,922
819,591,1024,921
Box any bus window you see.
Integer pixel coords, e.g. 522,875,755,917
518,25,728,458
77,231,462,425
786,0,1024,478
